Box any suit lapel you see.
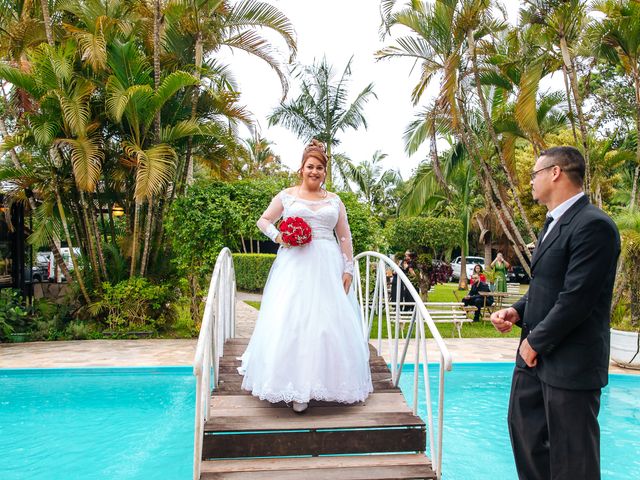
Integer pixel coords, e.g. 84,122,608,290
531,195,589,270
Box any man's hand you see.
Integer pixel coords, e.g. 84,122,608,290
490,307,519,334
342,273,352,293
519,338,538,367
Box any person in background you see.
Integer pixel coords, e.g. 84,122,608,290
391,250,417,311
463,273,493,322
469,264,487,285
491,252,510,292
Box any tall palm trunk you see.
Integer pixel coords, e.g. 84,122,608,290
140,197,153,276
153,0,162,141
429,115,449,198
55,189,90,303
559,36,591,194
88,192,107,279
467,30,536,243
562,64,579,144
129,201,141,278
185,32,203,188
79,191,101,285
457,97,532,261
50,241,73,285
326,141,333,189
630,69,640,210
40,0,54,46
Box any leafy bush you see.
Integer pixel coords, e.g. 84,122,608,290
385,217,463,255
0,289,29,340
337,191,381,254
90,277,178,332
233,254,276,292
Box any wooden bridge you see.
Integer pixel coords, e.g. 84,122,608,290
199,338,435,479
193,249,451,480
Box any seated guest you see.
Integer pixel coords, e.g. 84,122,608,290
469,264,487,285
463,273,493,322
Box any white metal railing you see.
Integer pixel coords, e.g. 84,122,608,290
354,252,452,479
192,247,236,480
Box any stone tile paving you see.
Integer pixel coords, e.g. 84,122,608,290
0,298,636,374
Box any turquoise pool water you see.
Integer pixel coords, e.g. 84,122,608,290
0,367,194,480
397,363,640,479
0,364,638,479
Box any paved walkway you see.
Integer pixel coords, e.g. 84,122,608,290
0,298,636,374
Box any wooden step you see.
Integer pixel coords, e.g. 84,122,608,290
200,453,436,479
203,392,425,459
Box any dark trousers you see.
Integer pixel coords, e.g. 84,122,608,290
463,296,486,322
508,366,602,480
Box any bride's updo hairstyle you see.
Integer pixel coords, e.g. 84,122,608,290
298,139,328,179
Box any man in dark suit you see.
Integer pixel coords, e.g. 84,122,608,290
490,146,620,480
463,273,492,322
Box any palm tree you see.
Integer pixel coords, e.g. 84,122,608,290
590,0,640,209
163,0,297,187
240,134,285,178
268,56,377,189
401,139,479,289
350,150,402,215
378,0,534,265
522,0,593,193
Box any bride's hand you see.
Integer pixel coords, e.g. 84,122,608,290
275,233,289,248
342,273,352,293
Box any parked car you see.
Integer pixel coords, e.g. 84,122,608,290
449,256,485,281
47,248,81,282
506,265,530,284
31,251,50,282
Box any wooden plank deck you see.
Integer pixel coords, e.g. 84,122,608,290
200,338,436,480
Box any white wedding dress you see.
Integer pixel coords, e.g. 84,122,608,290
238,189,373,404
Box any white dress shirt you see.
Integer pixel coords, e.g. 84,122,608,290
542,191,585,242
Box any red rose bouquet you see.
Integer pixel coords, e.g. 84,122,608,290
279,217,312,246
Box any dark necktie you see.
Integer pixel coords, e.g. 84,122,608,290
538,215,554,247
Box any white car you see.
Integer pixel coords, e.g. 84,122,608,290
47,247,82,282
450,256,485,281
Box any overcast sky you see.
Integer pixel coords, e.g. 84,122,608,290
220,0,562,180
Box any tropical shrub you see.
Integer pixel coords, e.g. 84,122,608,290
90,277,178,332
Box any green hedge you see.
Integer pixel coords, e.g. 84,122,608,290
233,254,276,292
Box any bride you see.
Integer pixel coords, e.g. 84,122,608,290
238,139,373,413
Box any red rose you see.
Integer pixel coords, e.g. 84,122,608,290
279,217,313,246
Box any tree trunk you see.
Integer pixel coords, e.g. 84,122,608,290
79,191,101,285
560,36,591,195
326,142,333,190
185,31,203,188
129,201,141,278
430,115,449,198
459,248,468,290
140,197,153,276
457,96,532,261
40,0,54,46
153,0,162,141
467,29,537,243
562,64,579,144
88,192,107,279
630,70,640,210
55,190,91,303
50,241,73,285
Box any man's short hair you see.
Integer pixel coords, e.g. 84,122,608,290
539,146,585,187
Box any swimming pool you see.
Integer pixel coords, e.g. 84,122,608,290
0,364,638,479
397,363,640,479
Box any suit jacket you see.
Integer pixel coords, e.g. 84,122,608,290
512,195,620,390
468,281,492,304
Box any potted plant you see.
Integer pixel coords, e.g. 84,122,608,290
610,212,640,369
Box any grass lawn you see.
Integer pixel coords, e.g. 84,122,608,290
243,281,526,339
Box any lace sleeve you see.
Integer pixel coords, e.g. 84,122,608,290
257,192,284,242
335,197,354,275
